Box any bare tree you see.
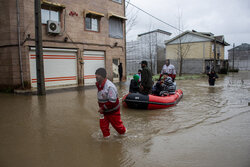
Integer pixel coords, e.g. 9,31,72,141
125,1,138,34
126,22,159,75
175,9,191,76
177,38,191,76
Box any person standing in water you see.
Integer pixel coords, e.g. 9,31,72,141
160,59,176,82
207,69,218,86
95,68,126,138
118,63,123,82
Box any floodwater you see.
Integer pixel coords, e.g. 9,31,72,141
0,72,250,167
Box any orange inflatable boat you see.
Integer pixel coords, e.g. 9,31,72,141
122,89,183,110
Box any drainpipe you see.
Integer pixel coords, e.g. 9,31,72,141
203,43,205,73
213,39,217,72
124,1,127,81
232,43,235,71
16,0,24,88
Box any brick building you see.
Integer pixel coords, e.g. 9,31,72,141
0,0,126,91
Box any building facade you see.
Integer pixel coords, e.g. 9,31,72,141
0,0,126,91
228,43,250,71
126,29,171,75
165,30,229,74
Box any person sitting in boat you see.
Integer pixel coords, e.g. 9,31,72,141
159,73,176,96
152,73,175,96
129,74,140,93
137,69,142,82
152,79,162,96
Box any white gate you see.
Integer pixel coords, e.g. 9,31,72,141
83,50,105,85
29,48,78,88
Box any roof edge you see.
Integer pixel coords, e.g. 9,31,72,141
138,29,172,37
165,30,229,46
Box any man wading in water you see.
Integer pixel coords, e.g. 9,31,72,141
95,68,126,138
160,59,176,82
207,69,218,86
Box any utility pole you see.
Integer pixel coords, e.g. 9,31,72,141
213,39,217,72
35,0,46,95
16,0,24,89
232,43,235,71
149,33,153,74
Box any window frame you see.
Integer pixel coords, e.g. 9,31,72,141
108,16,124,39
112,0,122,4
84,14,100,32
41,8,61,24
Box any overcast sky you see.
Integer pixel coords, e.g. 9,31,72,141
125,0,250,57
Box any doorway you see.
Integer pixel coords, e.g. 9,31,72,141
112,59,120,82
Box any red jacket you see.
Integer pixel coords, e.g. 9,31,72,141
160,64,176,81
96,79,120,114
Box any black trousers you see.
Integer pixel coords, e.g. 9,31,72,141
209,79,215,86
119,74,123,82
139,87,152,95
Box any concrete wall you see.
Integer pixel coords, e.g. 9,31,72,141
228,50,250,71
166,41,212,59
218,45,225,60
0,0,27,89
170,59,205,74
229,59,250,71
156,46,165,73
0,0,126,89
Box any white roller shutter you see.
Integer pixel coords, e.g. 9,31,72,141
29,48,78,88
83,50,105,85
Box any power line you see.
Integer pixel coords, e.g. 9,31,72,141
126,1,183,32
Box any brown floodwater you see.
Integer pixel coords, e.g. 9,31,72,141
0,72,250,167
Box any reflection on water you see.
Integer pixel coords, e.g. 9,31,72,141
0,72,250,167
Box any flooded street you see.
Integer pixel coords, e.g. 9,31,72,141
1,72,250,167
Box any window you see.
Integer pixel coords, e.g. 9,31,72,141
41,9,60,24
217,46,220,53
85,14,99,32
112,0,122,3
109,17,123,39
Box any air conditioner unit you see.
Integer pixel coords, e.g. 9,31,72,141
47,20,61,34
